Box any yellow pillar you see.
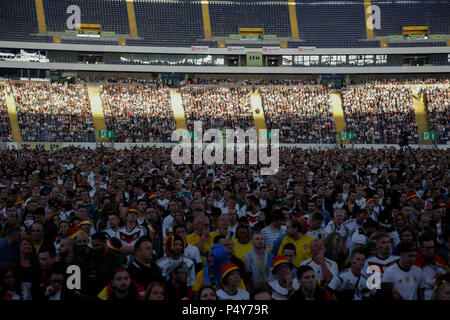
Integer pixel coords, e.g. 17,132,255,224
201,0,212,39
250,91,267,141
35,0,47,34
126,0,138,37
87,84,108,143
330,93,348,144
170,89,188,141
412,90,432,145
364,0,374,39
288,0,299,39
3,86,22,142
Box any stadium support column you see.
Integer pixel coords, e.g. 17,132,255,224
201,0,212,39
330,93,348,145
412,89,432,145
250,91,267,141
87,84,108,143
170,89,188,139
3,86,22,142
35,0,47,34
364,0,374,39
126,0,138,37
288,0,299,39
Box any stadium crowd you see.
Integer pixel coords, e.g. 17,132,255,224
0,145,448,301
3,79,449,145
13,82,95,142
425,86,449,144
181,86,254,132
101,85,175,142
342,85,418,144
261,87,336,143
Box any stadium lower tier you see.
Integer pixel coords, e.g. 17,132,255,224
1,81,448,144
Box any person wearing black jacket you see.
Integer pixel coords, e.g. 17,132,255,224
166,262,190,300
89,232,123,297
127,237,164,289
289,265,334,300
43,263,81,301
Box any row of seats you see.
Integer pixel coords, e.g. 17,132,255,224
372,0,450,36
0,0,447,48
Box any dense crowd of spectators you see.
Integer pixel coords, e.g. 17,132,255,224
425,86,449,144
101,85,175,142
359,78,450,85
181,86,254,132
261,87,336,143
2,79,449,145
77,77,154,85
0,146,448,301
13,82,95,142
182,79,319,86
342,85,418,144
0,84,13,142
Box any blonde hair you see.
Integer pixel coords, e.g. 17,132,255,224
431,281,450,300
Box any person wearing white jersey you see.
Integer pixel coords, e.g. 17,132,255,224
300,239,338,286
173,224,202,274
341,209,369,252
414,235,449,300
363,232,399,278
328,247,371,300
382,242,425,300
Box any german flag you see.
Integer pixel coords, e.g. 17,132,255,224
66,225,82,239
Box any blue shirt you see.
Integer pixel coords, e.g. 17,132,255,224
0,237,19,266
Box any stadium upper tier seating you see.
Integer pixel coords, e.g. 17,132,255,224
44,0,130,35
209,1,291,37
0,0,447,48
372,0,450,36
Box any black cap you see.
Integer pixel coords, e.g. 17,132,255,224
398,242,417,254
363,218,378,229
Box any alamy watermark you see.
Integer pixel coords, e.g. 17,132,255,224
367,5,381,30
171,121,279,175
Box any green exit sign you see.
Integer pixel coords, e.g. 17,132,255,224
421,132,437,141
339,132,354,140
98,130,114,138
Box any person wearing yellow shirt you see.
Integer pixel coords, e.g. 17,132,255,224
208,214,231,244
186,214,213,266
233,224,253,263
274,219,315,267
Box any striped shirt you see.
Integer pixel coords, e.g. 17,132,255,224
261,226,284,250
